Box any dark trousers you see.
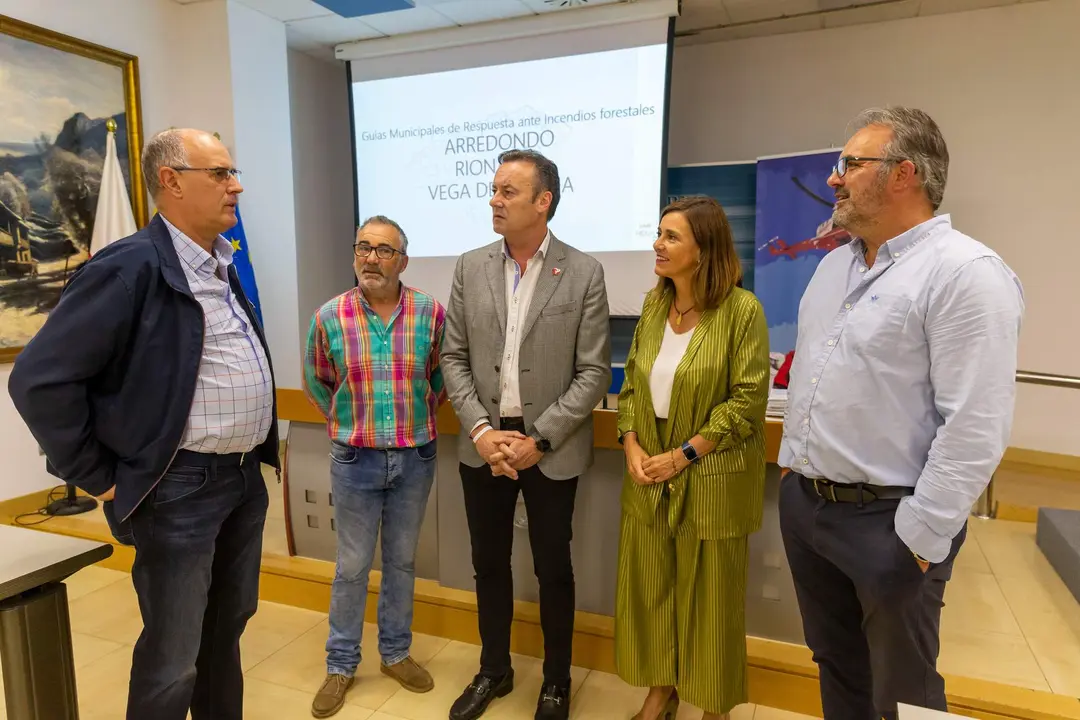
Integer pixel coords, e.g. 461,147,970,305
778,473,965,720
125,451,269,720
460,454,578,686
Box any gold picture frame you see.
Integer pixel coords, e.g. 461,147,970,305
0,15,147,363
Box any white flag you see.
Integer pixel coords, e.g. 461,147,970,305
89,125,137,256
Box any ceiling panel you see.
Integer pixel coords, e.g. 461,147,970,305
285,13,386,43
678,0,732,28
679,12,824,44
518,0,624,14
917,0,1020,16
422,0,532,25
358,5,459,34
822,0,920,28
233,0,334,21
721,0,818,24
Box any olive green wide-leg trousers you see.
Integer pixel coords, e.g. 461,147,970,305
615,511,749,715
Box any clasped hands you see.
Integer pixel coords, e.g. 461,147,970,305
623,434,690,486
475,428,543,480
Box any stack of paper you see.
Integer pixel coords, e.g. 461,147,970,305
766,388,787,419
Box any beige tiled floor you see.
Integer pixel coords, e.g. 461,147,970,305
937,518,1080,694
0,565,815,720
6,516,1080,718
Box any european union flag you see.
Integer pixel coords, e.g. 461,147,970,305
222,204,264,326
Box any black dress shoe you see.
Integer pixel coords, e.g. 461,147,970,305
448,670,514,720
535,682,570,720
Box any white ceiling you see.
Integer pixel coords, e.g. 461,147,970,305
172,0,1048,60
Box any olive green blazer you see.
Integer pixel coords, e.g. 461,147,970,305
617,287,770,539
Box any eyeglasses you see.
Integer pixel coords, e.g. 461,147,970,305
354,242,403,260
833,156,893,178
170,166,242,183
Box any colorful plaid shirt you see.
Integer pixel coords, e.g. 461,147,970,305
303,284,446,448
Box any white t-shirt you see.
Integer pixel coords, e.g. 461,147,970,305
649,321,695,419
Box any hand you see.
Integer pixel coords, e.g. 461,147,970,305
476,429,526,480
914,553,930,574
95,486,116,502
780,467,791,479
475,429,526,464
641,450,689,485
505,436,543,471
624,440,651,486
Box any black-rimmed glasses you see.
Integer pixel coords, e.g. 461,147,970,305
170,166,242,183
354,242,403,260
833,156,893,178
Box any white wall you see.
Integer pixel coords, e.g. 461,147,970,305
668,0,1080,456
288,50,357,346
226,0,302,389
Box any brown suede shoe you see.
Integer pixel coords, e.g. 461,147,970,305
381,656,434,693
311,673,354,718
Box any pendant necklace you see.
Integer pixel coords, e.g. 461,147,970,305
673,299,695,328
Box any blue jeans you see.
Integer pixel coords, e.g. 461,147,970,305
126,452,268,720
326,439,437,676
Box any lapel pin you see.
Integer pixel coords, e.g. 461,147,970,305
552,267,562,276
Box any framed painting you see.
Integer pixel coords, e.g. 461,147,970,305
0,15,147,363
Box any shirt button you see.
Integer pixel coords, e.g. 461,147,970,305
803,419,809,426
844,303,852,309
859,267,866,273
811,378,818,384
668,483,675,491
827,340,834,346
802,458,809,465
893,252,901,258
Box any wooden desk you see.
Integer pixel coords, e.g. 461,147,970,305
0,524,113,720
277,389,785,461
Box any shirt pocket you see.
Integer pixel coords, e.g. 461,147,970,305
844,293,914,347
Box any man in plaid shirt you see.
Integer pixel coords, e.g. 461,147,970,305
303,216,446,718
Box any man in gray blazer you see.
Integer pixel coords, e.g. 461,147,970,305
441,149,611,720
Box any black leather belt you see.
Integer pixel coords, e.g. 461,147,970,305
173,449,257,468
798,473,914,503
500,416,525,430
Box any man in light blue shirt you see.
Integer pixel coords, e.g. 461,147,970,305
778,107,1023,720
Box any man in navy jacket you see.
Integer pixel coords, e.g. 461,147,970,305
9,128,279,720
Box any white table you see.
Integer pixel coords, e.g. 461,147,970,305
0,524,113,719
898,703,967,720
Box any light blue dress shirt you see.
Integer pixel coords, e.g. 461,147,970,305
778,215,1024,563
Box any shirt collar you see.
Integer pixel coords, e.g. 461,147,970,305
502,230,552,261
849,214,952,261
160,214,234,279
355,282,406,312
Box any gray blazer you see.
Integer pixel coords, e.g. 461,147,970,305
441,234,612,480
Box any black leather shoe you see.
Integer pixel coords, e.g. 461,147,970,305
535,683,570,720
448,670,514,720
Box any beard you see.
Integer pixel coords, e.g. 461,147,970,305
359,269,391,290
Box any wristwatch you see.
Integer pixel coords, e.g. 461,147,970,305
531,432,552,453
680,441,699,464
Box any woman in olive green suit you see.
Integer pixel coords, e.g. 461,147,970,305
615,195,770,720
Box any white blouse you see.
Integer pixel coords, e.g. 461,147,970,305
649,321,695,419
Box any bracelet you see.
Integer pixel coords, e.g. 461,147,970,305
670,450,677,474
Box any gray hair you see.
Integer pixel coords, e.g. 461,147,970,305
141,129,189,198
359,215,408,254
851,106,949,210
